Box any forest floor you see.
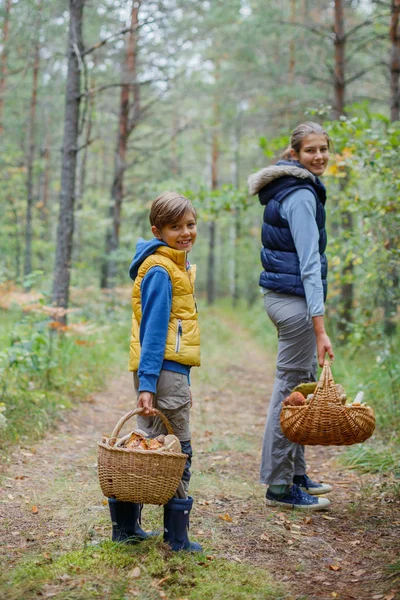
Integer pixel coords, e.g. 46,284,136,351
0,312,399,600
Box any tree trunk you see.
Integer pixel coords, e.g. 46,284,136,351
333,0,354,337
101,0,140,289
52,0,85,323
288,0,296,83
383,0,400,336
0,0,12,134
390,0,400,121
171,112,179,176
207,62,220,306
230,107,241,307
24,35,41,281
333,0,345,117
39,115,51,230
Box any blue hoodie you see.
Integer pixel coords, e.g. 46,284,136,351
129,238,191,393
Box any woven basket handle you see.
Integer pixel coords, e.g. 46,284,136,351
108,407,175,447
312,360,341,406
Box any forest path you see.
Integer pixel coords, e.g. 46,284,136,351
0,313,399,600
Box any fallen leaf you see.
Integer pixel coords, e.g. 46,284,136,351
384,594,395,600
349,540,361,546
303,516,313,524
218,513,233,523
329,565,341,571
260,532,270,541
322,516,336,521
332,593,339,598
129,567,141,579
31,505,39,514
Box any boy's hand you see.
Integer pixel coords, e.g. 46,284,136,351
189,388,193,408
138,391,156,416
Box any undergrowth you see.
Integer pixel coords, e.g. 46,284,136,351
0,287,129,461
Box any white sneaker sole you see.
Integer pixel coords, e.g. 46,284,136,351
299,484,333,496
265,497,331,510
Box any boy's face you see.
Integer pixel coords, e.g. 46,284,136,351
152,210,197,252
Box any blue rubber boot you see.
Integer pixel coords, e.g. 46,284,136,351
163,496,202,552
108,499,156,543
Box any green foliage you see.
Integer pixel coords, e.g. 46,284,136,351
0,291,129,453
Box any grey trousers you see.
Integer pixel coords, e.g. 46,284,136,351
260,292,317,486
133,370,192,495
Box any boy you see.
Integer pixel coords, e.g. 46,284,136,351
108,192,202,552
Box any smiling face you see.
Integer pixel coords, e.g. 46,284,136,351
290,133,330,176
152,209,197,252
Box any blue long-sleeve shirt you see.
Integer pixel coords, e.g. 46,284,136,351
279,188,324,317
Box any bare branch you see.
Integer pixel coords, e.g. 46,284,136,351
79,78,162,99
345,61,386,85
76,136,98,154
82,18,155,57
343,19,374,41
272,19,334,40
345,35,386,64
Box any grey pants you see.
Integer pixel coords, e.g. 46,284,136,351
260,292,317,486
133,370,192,495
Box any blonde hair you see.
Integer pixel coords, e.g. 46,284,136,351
282,121,330,159
149,191,196,230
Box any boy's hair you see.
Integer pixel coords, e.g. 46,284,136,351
149,191,197,230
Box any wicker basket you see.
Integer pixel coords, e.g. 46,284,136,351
280,361,375,446
98,408,187,505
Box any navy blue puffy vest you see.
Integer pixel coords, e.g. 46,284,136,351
258,162,328,299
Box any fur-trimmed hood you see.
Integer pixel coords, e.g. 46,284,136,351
247,160,316,196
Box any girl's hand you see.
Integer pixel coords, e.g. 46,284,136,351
137,391,156,416
316,331,334,367
312,315,334,366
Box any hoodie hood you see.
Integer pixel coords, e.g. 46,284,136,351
247,160,316,196
129,238,168,280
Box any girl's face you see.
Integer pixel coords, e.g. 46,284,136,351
290,133,329,176
152,209,197,252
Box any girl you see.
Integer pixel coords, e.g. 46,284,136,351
248,122,335,510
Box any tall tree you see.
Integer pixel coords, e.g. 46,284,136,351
52,0,85,322
101,0,140,289
390,0,400,120
382,0,400,335
0,0,12,134
24,0,42,281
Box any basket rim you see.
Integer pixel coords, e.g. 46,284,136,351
281,404,374,412
97,440,188,459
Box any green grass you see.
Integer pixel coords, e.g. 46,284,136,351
0,541,284,600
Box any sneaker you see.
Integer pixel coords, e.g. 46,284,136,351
293,474,332,496
265,484,331,510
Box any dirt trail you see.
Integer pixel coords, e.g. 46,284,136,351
0,320,399,600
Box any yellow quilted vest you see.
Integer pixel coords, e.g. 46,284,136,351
128,245,201,371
